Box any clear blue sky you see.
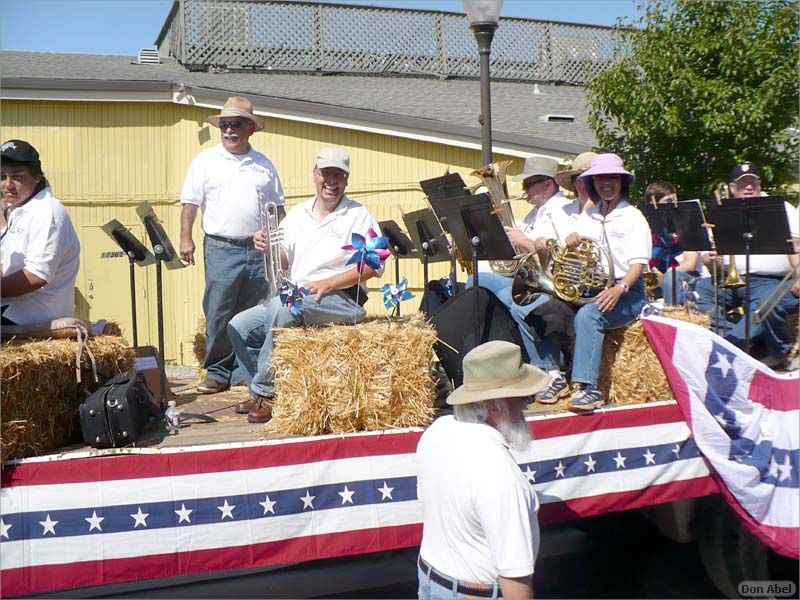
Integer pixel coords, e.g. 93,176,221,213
1,0,641,55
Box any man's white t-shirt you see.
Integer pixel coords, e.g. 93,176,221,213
0,186,80,324
280,196,384,288
180,144,285,239
729,201,799,276
417,415,539,584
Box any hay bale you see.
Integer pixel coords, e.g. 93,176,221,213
1,336,134,463
101,321,123,337
266,314,438,436
598,307,710,405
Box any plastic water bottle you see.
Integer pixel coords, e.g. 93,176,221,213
165,400,181,435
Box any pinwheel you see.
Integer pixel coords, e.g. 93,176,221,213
649,227,683,274
381,278,415,311
439,275,454,298
342,228,391,273
279,280,309,318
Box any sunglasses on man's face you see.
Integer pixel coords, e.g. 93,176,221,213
523,178,549,190
218,120,242,130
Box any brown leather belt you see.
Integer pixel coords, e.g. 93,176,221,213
418,556,497,598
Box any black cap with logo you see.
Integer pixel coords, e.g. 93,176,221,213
728,162,763,182
1,140,42,174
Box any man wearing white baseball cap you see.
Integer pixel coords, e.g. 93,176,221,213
416,341,548,600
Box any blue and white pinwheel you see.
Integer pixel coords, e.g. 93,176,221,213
381,278,415,311
279,280,309,317
342,228,391,273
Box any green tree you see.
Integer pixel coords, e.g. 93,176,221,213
587,0,799,202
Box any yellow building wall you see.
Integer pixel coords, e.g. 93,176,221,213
2,100,529,365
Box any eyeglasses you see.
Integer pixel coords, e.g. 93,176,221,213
218,120,242,130
523,178,549,190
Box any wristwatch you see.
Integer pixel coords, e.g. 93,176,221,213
619,282,629,293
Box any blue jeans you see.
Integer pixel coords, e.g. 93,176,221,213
203,236,267,384
227,290,365,397
417,566,500,600
571,279,647,386
660,269,697,306
465,272,550,367
694,274,798,358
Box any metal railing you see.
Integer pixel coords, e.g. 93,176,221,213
158,0,629,84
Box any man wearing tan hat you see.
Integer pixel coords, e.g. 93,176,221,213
180,96,286,395
228,146,385,423
416,341,547,600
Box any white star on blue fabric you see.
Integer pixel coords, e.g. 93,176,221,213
613,452,627,469
712,352,733,378
643,449,656,465
338,486,355,505
769,456,781,479
175,503,192,524
672,444,681,458
131,507,149,528
777,455,793,482
39,514,58,535
584,456,597,473
85,510,104,532
259,495,276,515
378,482,394,500
524,466,536,483
217,499,235,520
300,491,315,510
0,518,11,539
554,461,566,478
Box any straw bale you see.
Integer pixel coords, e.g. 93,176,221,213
1,336,134,463
598,307,710,405
266,315,438,436
101,321,123,337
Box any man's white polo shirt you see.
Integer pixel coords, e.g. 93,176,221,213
417,415,539,584
0,187,80,324
280,196,384,287
180,144,285,239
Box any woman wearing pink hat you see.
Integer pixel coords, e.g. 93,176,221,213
565,153,651,413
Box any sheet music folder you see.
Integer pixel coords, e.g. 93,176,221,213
706,196,793,255
402,208,451,263
420,173,470,202
641,200,712,252
429,193,516,262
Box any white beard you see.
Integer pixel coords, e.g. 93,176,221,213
494,404,533,452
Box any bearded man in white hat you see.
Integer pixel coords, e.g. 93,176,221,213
416,341,548,600
179,96,286,395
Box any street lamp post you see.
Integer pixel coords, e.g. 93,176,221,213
463,0,504,166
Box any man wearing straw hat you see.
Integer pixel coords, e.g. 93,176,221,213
416,341,548,600
180,96,286,395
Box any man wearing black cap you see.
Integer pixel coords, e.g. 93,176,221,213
695,162,799,368
0,140,80,325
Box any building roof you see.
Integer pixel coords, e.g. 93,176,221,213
1,50,596,157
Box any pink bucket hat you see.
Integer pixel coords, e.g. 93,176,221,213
579,153,635,185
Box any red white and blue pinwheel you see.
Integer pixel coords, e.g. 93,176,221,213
381,278,415,311
279,280,309,317
342,228,391,273
649,227,683,274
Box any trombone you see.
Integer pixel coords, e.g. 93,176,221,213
753,266,800,324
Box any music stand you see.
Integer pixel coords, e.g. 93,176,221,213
379,220,417,317
136,202,185,409
642,200,712,305
402,208,451,314
101,220,155,347
706,196,793,352
429,192,516,345
421,173,471,289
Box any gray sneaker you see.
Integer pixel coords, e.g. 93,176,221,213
568,384,604,414
535,376,570,405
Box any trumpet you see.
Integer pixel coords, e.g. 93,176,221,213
258,192,285,300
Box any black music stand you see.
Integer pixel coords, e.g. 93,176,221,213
429,192,516,346
101,220,155,347
136,202,185,409
402,208,451,314
642,200,712,305
379,220,417,317
706,196,792,353
421,173,471,289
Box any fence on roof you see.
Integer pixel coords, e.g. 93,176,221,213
158,0,630,84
